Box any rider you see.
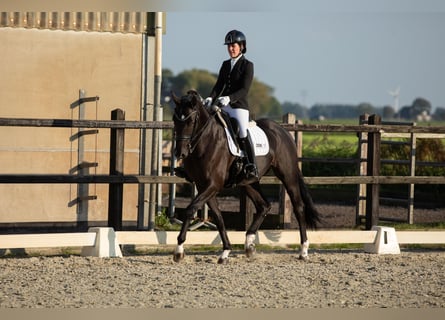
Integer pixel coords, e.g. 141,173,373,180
204,30,258,180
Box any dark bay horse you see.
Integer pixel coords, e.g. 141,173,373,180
172,90,320,263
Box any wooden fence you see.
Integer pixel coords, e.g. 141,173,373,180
1,112,445,231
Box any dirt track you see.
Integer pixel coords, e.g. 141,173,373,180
0,248,444,308
1,197,444,308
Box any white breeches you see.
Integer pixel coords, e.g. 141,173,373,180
223,104,250,138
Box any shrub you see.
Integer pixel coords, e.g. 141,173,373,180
302,134,358,178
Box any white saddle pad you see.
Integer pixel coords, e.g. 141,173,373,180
224,121,269,157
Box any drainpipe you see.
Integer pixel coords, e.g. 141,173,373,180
148,12,163,230
137,16,150,230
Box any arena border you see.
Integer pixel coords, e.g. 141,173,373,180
1,227,444,258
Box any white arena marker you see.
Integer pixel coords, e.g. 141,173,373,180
364,226,400,255
81,227,122,258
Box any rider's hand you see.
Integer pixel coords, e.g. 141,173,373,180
204,97,213,108
217,96,230,107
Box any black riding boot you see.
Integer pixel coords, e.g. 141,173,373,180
238,135,259,180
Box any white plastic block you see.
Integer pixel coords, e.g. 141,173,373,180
364,226,400,254
81,227,123,258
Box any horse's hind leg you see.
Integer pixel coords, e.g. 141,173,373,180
277,172,310,260
243,183,271,258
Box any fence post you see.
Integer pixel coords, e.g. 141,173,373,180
365,114,381,230
408,131,416,224
108,109,125,231
356,114,369,225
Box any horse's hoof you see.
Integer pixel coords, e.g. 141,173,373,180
298,254,309,261
173,252,184,263
245,245,256,259
217,257,229,264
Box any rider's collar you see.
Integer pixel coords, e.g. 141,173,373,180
230,54,243,70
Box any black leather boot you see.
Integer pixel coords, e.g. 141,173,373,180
238,135,259,180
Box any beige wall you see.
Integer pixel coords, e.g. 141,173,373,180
0,27,145,225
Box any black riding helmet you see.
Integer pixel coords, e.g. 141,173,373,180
224,30,247,54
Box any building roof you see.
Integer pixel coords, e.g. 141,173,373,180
0,12,150,34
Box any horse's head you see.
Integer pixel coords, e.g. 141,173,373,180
171,90,206,159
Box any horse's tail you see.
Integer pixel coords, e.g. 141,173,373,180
297,173,321,230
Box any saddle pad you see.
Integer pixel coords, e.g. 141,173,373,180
225,122,269,157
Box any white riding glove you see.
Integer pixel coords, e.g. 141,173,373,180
217,96,230,107
204,97,213,108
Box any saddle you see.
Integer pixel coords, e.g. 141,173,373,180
214,109,269,157
213,108,269,187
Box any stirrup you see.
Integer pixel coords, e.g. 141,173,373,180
244,163,258,179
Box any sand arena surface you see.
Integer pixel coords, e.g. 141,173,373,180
0,248,443,308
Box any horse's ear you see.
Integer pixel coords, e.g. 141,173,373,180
171,91,181,106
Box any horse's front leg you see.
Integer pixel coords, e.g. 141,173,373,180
173,217,192,262
173,187,217,263
206,197,232,264
243,183,271,259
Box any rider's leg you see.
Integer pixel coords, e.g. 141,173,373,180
238,134,259,179
224,105,258,179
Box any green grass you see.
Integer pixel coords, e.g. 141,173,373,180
304,118,445,126
300,118,445,149
380,221,445,230
303,132,358,149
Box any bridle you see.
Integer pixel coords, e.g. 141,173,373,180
173,104,214,156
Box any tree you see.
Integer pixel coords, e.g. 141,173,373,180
398,98,432,120
161,68,175,100
411,97,432,116
382,105,395,119
433,107,445,121
309,104,330,119
161,68,281,118
248,79,282,118
282,101,309,119
357,103,375,116
399,105,412,120
170,69,216,97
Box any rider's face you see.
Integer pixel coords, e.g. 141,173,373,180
227,43,242,58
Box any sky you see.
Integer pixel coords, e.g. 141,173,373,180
162,1,445,110
4,0,445,109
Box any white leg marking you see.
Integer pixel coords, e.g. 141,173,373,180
175,244,184,255
245,234,256,249
300,240,309,258
218,249,231,261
